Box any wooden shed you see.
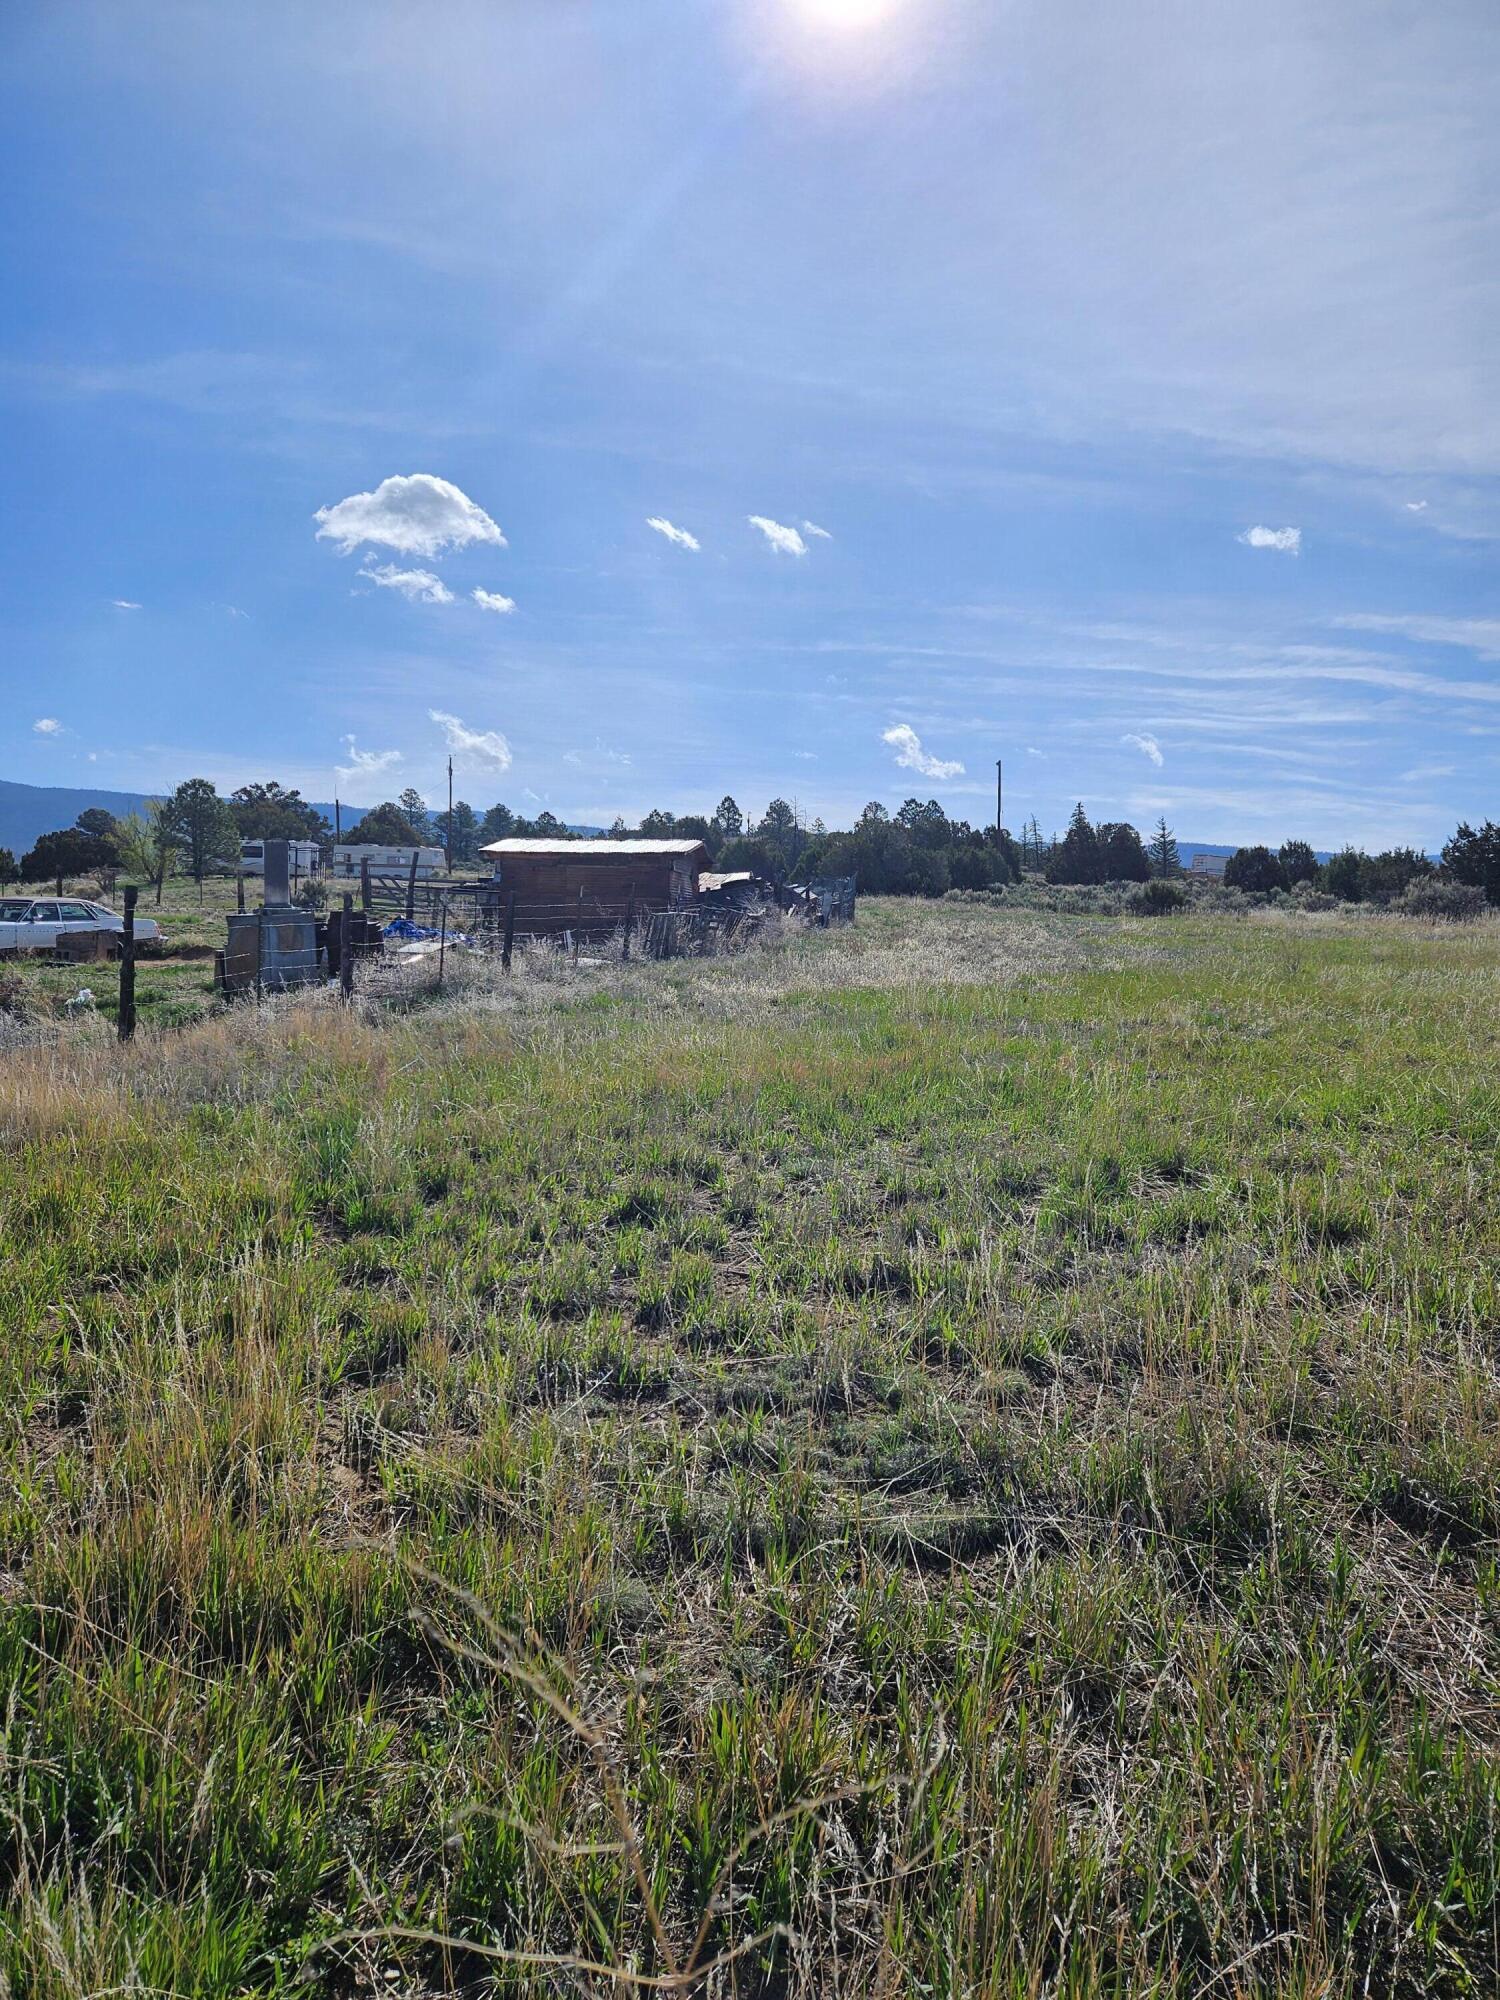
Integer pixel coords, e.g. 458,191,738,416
479,838,706,927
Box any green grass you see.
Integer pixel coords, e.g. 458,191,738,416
2,902,1499,1995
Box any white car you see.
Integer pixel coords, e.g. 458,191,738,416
0,898,164,954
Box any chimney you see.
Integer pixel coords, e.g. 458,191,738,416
263,838,292,906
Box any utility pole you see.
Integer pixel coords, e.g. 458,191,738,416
334,797,341,844
445,755,454,875
995,759,1003,844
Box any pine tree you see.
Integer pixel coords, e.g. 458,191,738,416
1149,816,1181,878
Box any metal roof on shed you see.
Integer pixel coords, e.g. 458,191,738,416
480,838,706,858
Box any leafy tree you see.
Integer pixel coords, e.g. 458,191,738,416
639,808,678,836
343,801,424,846
230,782,331,843
1322,847,1365,902
448,800,481,866
479,803,517,844
531,811,569,837
159,779,240,885
1098,822,1152,882
1045,804,1102,885
1149,817,1180,878
1224,845,1289,893
1360,847,1433,903
858,801,890,826
757,798,805,873
896,799,952,849
397,787,431,838
115,804,178,904
713,796,744,838
608,816,629,838
20,827,108,894
0,848,14,888
1278,839,1319,885
75,807,121,853
1441,820,1500,905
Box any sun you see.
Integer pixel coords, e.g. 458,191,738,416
791,0,899,30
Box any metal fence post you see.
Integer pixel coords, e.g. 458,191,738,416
437,898,447,992
502,892,516,974
117,886,137,1042
340,893,355,1002
405,850,419,921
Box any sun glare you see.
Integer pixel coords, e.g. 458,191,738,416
793,0,899,30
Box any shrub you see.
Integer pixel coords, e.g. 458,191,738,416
1292,881,1338,913
1129,878,1187,915
1398,877,1488,923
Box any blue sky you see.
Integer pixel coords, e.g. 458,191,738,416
2,0,1496,846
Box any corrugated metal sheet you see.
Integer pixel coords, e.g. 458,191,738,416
480,838,707,858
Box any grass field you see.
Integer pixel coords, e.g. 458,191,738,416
2,900,1499,1996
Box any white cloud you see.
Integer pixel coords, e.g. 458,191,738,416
1122,730,1165,767
1026,745,1046,758
357,561,454,604
336,736,402,785
33,717,63,735
472,587,516,614
1238,525,1302,554
110,598,141,610
429,708,513,774
749,515,808,557
1406,500,1428,512
563,740,632,768
315,473,505,558
646,517,701,551
1334,613,1500,661
882,722,965,781
801,520,832,539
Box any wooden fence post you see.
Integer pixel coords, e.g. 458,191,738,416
405,850,419,921
360,855,372,912
117,886,137,1042
437,898,447,992
502,892,516,974
622,888,634,962
340,894,355,1002
236,870,245,913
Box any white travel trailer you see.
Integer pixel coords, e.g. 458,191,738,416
331,844,448,879
240,839,323,879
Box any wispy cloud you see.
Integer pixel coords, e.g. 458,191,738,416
1334,613,1500,661
110,598,142,610
1026,746,1046,758
472,587,516,614
1399,762,1456,783
1405,500,1428,512
749,515,807,557
33,717,64,736
1239,526,1301,554
315,473,505,557
1122,730,1164,767
429,708,513,774
357,561,454,604
882,722,964,781
646,517,700,551
336,735,401,784
801,520,832,540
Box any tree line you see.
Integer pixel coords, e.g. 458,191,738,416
6,780,1499,911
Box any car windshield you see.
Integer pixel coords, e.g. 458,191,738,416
0,900,32,919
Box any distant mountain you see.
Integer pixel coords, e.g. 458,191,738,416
0,778,362,857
